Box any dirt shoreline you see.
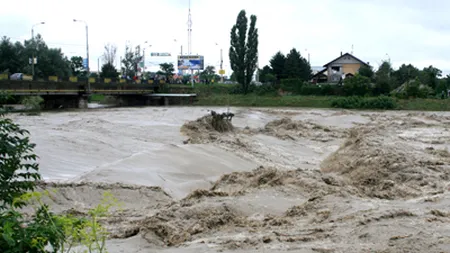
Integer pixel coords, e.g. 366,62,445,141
11,107,450,252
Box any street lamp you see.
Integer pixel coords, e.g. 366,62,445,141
305,49,310,64
31,21,45,80
73,19,90,92
141,41,152,73
215,42,224,83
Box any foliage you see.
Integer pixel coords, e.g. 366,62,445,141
69,56,86,78
393,64,420,85
358,65,374,80
102,43,117,65
0,116,40,210
100,62,119,79
0,37,25,74
420,65,442,89
258,65,275,84
21,96,44,115
343,74,371,96
284,48,311,81
200,65,216,84
280,78,303,93
229,9,259,94
229,72,236,81
0,191,118,253
121,44,141,78
269,51,286,81
331,96,396,110
0,35,72,78
159,63,175,79
373,75,392,95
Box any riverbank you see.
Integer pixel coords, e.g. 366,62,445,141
193,94,450,111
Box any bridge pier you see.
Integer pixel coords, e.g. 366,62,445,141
164,97,169,106
78,96,88,109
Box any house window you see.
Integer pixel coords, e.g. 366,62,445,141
331,66,340,72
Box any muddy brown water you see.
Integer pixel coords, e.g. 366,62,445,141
10,107,450,253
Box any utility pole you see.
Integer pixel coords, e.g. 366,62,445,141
31,22,45,80
215,42,224,82
305,49,310,64
220,48,223,83
187,0,194,87
142,41,151,74
73,19,90,93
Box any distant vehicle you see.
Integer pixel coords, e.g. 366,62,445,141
10,73,33,81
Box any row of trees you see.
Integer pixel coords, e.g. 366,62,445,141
227,10,314,93
259,49,312,83
0,36,168,80
354,61,448,96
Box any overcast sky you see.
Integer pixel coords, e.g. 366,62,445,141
2,0,450,75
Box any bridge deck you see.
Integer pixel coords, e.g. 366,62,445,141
146,93,197,97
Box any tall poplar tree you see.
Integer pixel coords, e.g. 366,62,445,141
229,10,258,94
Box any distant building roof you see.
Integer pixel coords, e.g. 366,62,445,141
323,53,369,67
311,66,326,74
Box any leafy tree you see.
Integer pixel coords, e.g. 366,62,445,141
102,43,117,65
99,43,119,79
0,37,25,74
121,44,141,78
264,73,277,84
393,64,420,85
284,48,311,81
159,62,175,79
420,65,442,89
269,51,286,81
0,35,71,78
0,114,40,210
343,73,371,96
358,65,374,80
230,72,237,81
22,96,44,115
258,65,272,83
229,9,259,94
100,63,119,78
70,56,85,77
200,65,216,84
376,61,393,80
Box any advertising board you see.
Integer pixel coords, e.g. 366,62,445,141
177,55,204,70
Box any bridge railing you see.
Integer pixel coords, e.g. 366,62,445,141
0,73,167,86
0,75,169,94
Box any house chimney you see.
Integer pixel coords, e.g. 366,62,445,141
340,52,342,56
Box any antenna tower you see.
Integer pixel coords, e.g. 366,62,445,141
187,0,192,55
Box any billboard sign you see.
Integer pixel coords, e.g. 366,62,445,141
150,52,171,57
177,55,204,70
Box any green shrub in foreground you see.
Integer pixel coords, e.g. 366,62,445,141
331,96,396,109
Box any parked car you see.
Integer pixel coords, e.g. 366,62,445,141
10,73,33,81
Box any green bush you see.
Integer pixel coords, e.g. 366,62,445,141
253,84,278,96
342,74,372,96
21,96,44,115
406,80,421,98
280,78,303,93
299,85,322,95
331,95,396,110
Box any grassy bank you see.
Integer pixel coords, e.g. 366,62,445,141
396,98,450,111
194,94,333,108
194,94,450,111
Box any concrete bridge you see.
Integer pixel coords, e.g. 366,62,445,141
0,79,196,108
